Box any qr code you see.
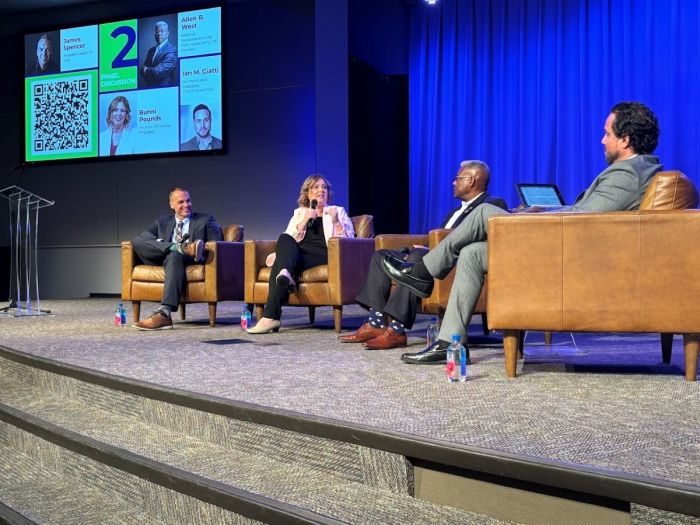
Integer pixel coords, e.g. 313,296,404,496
32,78,90,152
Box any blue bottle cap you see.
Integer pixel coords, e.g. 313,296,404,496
451,334,460,343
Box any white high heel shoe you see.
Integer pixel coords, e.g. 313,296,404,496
246,318,281,334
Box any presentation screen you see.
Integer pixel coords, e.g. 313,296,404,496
23,6,223,162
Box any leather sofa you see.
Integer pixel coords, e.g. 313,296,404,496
487,171,699,380
121,224,244,327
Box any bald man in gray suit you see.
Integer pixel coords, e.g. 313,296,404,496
383,101,662,364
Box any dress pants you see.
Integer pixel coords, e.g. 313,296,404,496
355,248,427,328
421,203,509,342
131,237,195,309
263,233,328,320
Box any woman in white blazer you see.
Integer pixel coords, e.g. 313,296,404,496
99,95,137,156
248,174,355,334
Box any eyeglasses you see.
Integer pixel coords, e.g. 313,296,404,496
454,176,471,182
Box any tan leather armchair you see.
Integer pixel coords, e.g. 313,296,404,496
121,225,245,327
244,216,375,332
375,231,488,330
487,171,700,380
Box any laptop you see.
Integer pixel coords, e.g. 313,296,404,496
515,183,567,208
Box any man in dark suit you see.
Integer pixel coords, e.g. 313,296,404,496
340,160,507,350
180,104,223,151
131,187,222,330
141,21,178,87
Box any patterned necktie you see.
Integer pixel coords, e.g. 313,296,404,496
175,221,183,243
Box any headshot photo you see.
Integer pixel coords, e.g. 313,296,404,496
180,103,223,151
139,16,178,88
99,94,138,156
25,31,60,76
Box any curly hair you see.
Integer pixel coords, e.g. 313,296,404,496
297,174,332,208
610,102,659,155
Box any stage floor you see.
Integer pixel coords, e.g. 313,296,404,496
1,298,698,492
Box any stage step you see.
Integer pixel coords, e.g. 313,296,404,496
0,353,513,525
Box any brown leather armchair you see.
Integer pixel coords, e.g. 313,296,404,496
375,231,488,330
244,216,375,332
487,171,700,380
121,225,245,327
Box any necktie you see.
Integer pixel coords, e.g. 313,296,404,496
175,221,183,243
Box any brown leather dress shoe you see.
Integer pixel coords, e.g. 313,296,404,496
338,322,385,343
363,328,407,350
132,311,173,331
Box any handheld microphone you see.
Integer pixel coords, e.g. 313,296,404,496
179,233,190,244
307,199,318,229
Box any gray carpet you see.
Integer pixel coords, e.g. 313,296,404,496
1,298,698,490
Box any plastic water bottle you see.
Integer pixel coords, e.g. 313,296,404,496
240,307,252,330
445,334,467,382
426,317,439,348
115,303,126,327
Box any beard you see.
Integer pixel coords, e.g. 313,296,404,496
604,149,619,165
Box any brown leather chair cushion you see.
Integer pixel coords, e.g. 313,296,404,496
640,170,699,210
258,265,329,284
132,264,205,282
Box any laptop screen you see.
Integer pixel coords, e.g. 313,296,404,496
516,183,566,207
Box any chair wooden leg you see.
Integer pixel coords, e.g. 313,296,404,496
255,306,264,321
208,303,217,327
333,306,342,333
660,333,673,364
179,303,186,320
682,334,699,381
132,301,141,322
481,313,489,335
308,306,316,325
544,331,553,345
503,330,520,378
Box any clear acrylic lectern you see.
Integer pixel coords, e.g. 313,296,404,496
0,186,54,317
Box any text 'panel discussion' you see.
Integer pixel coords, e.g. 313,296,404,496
0,0,698,524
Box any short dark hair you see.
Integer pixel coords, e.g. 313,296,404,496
192,104,211,120
610,102,659,155
168,186,189,201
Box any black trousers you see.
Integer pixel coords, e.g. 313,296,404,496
131,237,195,309
263,233,328,320
354,248,427,328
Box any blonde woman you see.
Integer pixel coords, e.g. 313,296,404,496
248,174,355,334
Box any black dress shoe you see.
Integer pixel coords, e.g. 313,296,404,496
381,255,434,298
401,340,471,365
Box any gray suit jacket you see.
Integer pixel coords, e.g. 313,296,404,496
570,155,662,212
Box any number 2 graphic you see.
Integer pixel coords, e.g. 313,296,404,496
110,26,138,68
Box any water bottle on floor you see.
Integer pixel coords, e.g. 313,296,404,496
426,317,439,348
240,306,252,330
445,334,467,382
115,303,126,327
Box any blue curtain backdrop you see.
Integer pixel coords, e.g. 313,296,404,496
408,0,700,232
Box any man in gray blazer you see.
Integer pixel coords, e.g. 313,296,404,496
131,187,223,330
383,101,662,364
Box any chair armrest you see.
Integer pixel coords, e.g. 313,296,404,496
428,228,450,246
121,241,136,300
375,234,429,250
204,241,244,301
327,237,377,304
244,239,278,303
